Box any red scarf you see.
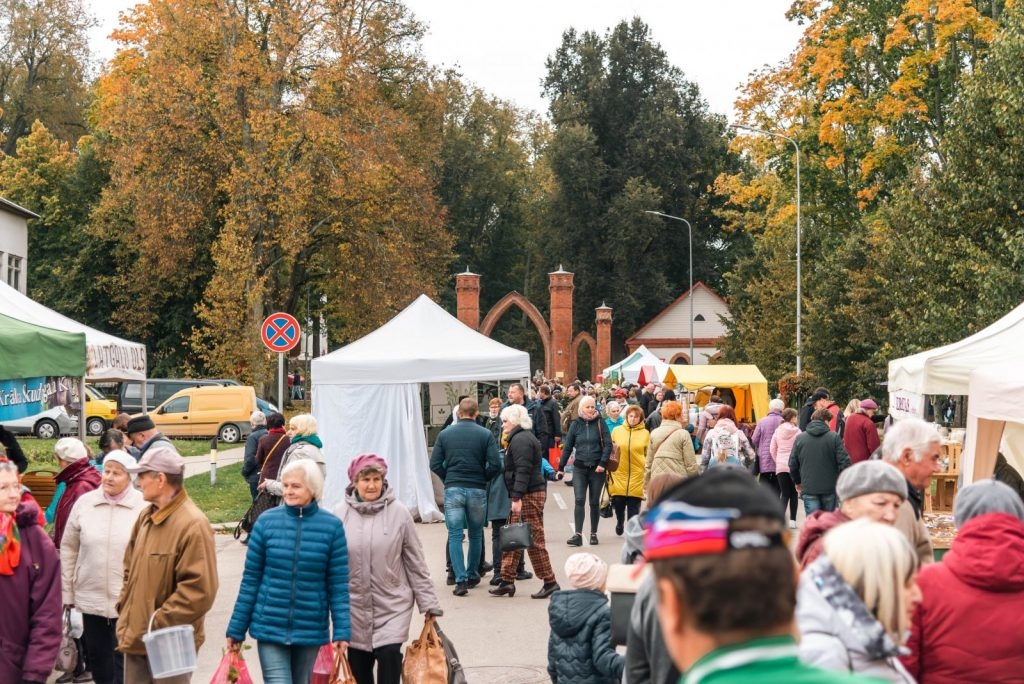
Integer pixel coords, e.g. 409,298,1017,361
0,512,20,575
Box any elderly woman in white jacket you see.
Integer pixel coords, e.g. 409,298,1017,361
335,453,441,684
796,518,920,683
60,450,147,684
262,413,326,496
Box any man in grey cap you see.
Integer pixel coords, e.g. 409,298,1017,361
117,447,218,683
881,417,942,564
795,459,908,568
124,415,173,461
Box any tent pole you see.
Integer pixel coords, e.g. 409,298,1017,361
79,377,87,439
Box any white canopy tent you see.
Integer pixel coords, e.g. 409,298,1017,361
1,280,147,381
602,345,669,385
887,301,1024,419
961,365,1024,486
312,295,530,521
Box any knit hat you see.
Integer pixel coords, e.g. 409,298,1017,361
564,553,608,591
55,437,88,462
348,453,388,482
101,449,137,473
125,415,155,434
769,398,785,412
954,479,1024,528
836,461,908,502
860,399,878,410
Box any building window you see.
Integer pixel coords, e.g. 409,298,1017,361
7,254,21,290
694,313,706,322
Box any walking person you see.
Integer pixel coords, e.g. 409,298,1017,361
843,399,881,464
118,447,218,683
60,450,147,684
880,418,943,564
241,410,268,500
559,396,612,546
771,408,802,528
227,459,350,683
643,401,698,494
52,437,101,548
700,405,755,470
751,398,785,496
490,404,560,599
789,408,852,514
430,398,502,596
0,458,62,684
335,454,442,684
261,413,326,496
254,412,289,489
608,404,649,535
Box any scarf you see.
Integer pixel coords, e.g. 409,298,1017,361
291,433,323,448
0,512,21,575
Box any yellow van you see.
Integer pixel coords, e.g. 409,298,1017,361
143,385,257,443
85,384,118,436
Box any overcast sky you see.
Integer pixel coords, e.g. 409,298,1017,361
86,0,804,119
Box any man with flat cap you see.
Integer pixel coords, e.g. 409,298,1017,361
117,447,218,683
124,415,173,461
646,467,879,682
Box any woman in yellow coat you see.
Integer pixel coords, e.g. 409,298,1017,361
609,404,650,536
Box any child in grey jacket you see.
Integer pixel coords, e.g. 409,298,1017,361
547,553,624,684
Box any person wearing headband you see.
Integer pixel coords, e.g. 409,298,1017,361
645,468,880,683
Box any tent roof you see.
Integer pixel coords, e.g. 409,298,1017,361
312,294,530,385
602,345,665,380
0,312,86,378
663,364,770,421
1,281,147,381
888,301,1024,396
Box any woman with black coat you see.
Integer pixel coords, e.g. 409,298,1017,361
558,396,612,547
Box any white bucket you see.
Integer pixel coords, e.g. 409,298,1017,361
142,611,197,678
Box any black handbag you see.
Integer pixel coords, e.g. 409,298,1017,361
599,476,614,518
499,514,533,552
233,490,281,539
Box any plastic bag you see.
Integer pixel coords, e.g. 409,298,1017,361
312,644,335,684
210,650,253,684
68,609,84,638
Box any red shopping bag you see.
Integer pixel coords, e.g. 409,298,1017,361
312,643,335,684
548,447,561,470
210,650,253,684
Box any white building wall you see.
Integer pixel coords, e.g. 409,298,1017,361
638,288,730,340
0,210,29,294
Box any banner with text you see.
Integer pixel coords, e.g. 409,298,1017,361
0,376,78,422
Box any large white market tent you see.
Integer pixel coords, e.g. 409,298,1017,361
961,365,1024,486
1,280,147,381
602,345,670,385
887,301,1024,419
312,294,530,520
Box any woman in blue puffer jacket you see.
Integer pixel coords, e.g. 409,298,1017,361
226,459,350,683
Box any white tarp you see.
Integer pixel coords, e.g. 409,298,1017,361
888,301,1024,406
0,280,147,381
312,295,530,520
602,345,669,385
962,365,1024,486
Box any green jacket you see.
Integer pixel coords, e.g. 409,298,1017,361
788,421,851,495
682,636,885,684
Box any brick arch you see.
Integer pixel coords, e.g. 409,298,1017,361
571,331,598,382
480,292,551,374
669,352,691,365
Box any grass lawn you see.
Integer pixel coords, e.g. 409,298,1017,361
185,462,252,526
20,436,234,467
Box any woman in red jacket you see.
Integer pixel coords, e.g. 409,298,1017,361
842,399,881,464
901,479,1024,683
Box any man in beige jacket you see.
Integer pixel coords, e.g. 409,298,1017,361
881,417,944,564
117,447,218,683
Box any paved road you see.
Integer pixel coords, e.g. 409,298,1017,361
192,479,625,683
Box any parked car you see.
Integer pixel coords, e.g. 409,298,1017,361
84,384,118,436
208,379,279,415
118,378,222,414
134,385,258,443
1,406,77,439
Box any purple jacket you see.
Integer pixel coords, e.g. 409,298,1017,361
1,499,62,684
751,410,784,474
53,457,101,548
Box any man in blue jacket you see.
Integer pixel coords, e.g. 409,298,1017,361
431,397,502,596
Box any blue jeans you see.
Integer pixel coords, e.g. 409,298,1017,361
257,642,320,684
802,492,837,515
444,487,487,583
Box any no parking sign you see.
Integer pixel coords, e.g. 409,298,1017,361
261,312,301,353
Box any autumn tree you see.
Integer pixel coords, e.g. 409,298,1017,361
93,0,452,381
0,0,93,155
541,18,741,355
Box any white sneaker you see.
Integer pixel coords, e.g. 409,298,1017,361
788,520,798,529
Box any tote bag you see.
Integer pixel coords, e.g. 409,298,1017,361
402,620,448,684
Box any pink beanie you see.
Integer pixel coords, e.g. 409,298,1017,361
564,552,608,591
347,453,388,482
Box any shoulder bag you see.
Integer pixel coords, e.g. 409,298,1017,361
498,512,533,552
233,434,287,540
402,619,448,684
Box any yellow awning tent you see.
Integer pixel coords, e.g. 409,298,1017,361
663,364,770,423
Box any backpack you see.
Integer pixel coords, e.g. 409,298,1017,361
709,431,741,466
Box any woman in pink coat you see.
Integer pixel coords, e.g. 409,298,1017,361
771,408,801,528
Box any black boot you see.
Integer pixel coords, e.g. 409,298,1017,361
488,580,516,597
531,581,560,599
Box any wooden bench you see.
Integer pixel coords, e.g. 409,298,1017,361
21,469,58,510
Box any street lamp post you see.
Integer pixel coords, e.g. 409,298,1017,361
644,211,693,365
731,123,802,375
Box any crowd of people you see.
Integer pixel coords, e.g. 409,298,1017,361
5,377,1024,684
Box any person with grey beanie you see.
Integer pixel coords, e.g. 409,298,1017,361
795,460,907,569
902,478,1024,682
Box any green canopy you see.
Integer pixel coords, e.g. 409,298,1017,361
0,312,86,378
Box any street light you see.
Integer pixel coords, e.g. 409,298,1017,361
644,210,693,365
731,123,802,375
